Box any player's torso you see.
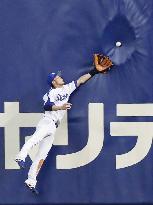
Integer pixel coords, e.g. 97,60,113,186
43,85,70,122
54,85,70,106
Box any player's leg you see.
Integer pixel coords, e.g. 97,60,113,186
15,118,56,163
15,127,48,162
25,133,55,188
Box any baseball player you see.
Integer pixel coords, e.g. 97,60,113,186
15,54,113,194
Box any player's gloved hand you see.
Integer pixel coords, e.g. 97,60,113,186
94,53,113,74
61,103,72,110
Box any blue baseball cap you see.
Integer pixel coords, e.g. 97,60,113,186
47,71,62,85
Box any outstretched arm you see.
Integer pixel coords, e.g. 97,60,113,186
77,54,113,87
76,73,95,87
76,54,101,87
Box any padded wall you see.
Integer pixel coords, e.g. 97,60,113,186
0,0,153,204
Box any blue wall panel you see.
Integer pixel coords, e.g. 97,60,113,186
0,0,153,204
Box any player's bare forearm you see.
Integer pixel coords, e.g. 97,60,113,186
52,103,72,111
52,105,62,111
76,73,92,87
76,54,101,87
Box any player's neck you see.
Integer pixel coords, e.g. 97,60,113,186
54,84,64,88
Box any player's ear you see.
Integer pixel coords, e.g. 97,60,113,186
52,80,55,87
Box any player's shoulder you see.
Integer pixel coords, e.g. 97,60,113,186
63,82,72,89
48,87,57,95
49,87,64,96
64,81,75,87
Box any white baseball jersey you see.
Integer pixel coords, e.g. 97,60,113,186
43,81,77,123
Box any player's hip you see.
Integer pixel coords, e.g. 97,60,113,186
36,117,57,134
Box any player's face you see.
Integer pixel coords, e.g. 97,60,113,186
53,76,65,87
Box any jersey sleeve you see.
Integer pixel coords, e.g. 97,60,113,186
48,90,56,104
43,90,55,104
43,90,55,111
66,81,77,94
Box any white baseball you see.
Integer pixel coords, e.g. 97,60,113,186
116,41,122,47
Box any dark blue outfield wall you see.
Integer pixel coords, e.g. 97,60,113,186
0,0,153,204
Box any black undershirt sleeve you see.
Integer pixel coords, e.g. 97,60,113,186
88,68,99,77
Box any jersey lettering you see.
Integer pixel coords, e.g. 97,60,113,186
56,93,68,101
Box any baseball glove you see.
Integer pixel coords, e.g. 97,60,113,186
94,53,113,73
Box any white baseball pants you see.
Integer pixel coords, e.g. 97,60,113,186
16,117,57,187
